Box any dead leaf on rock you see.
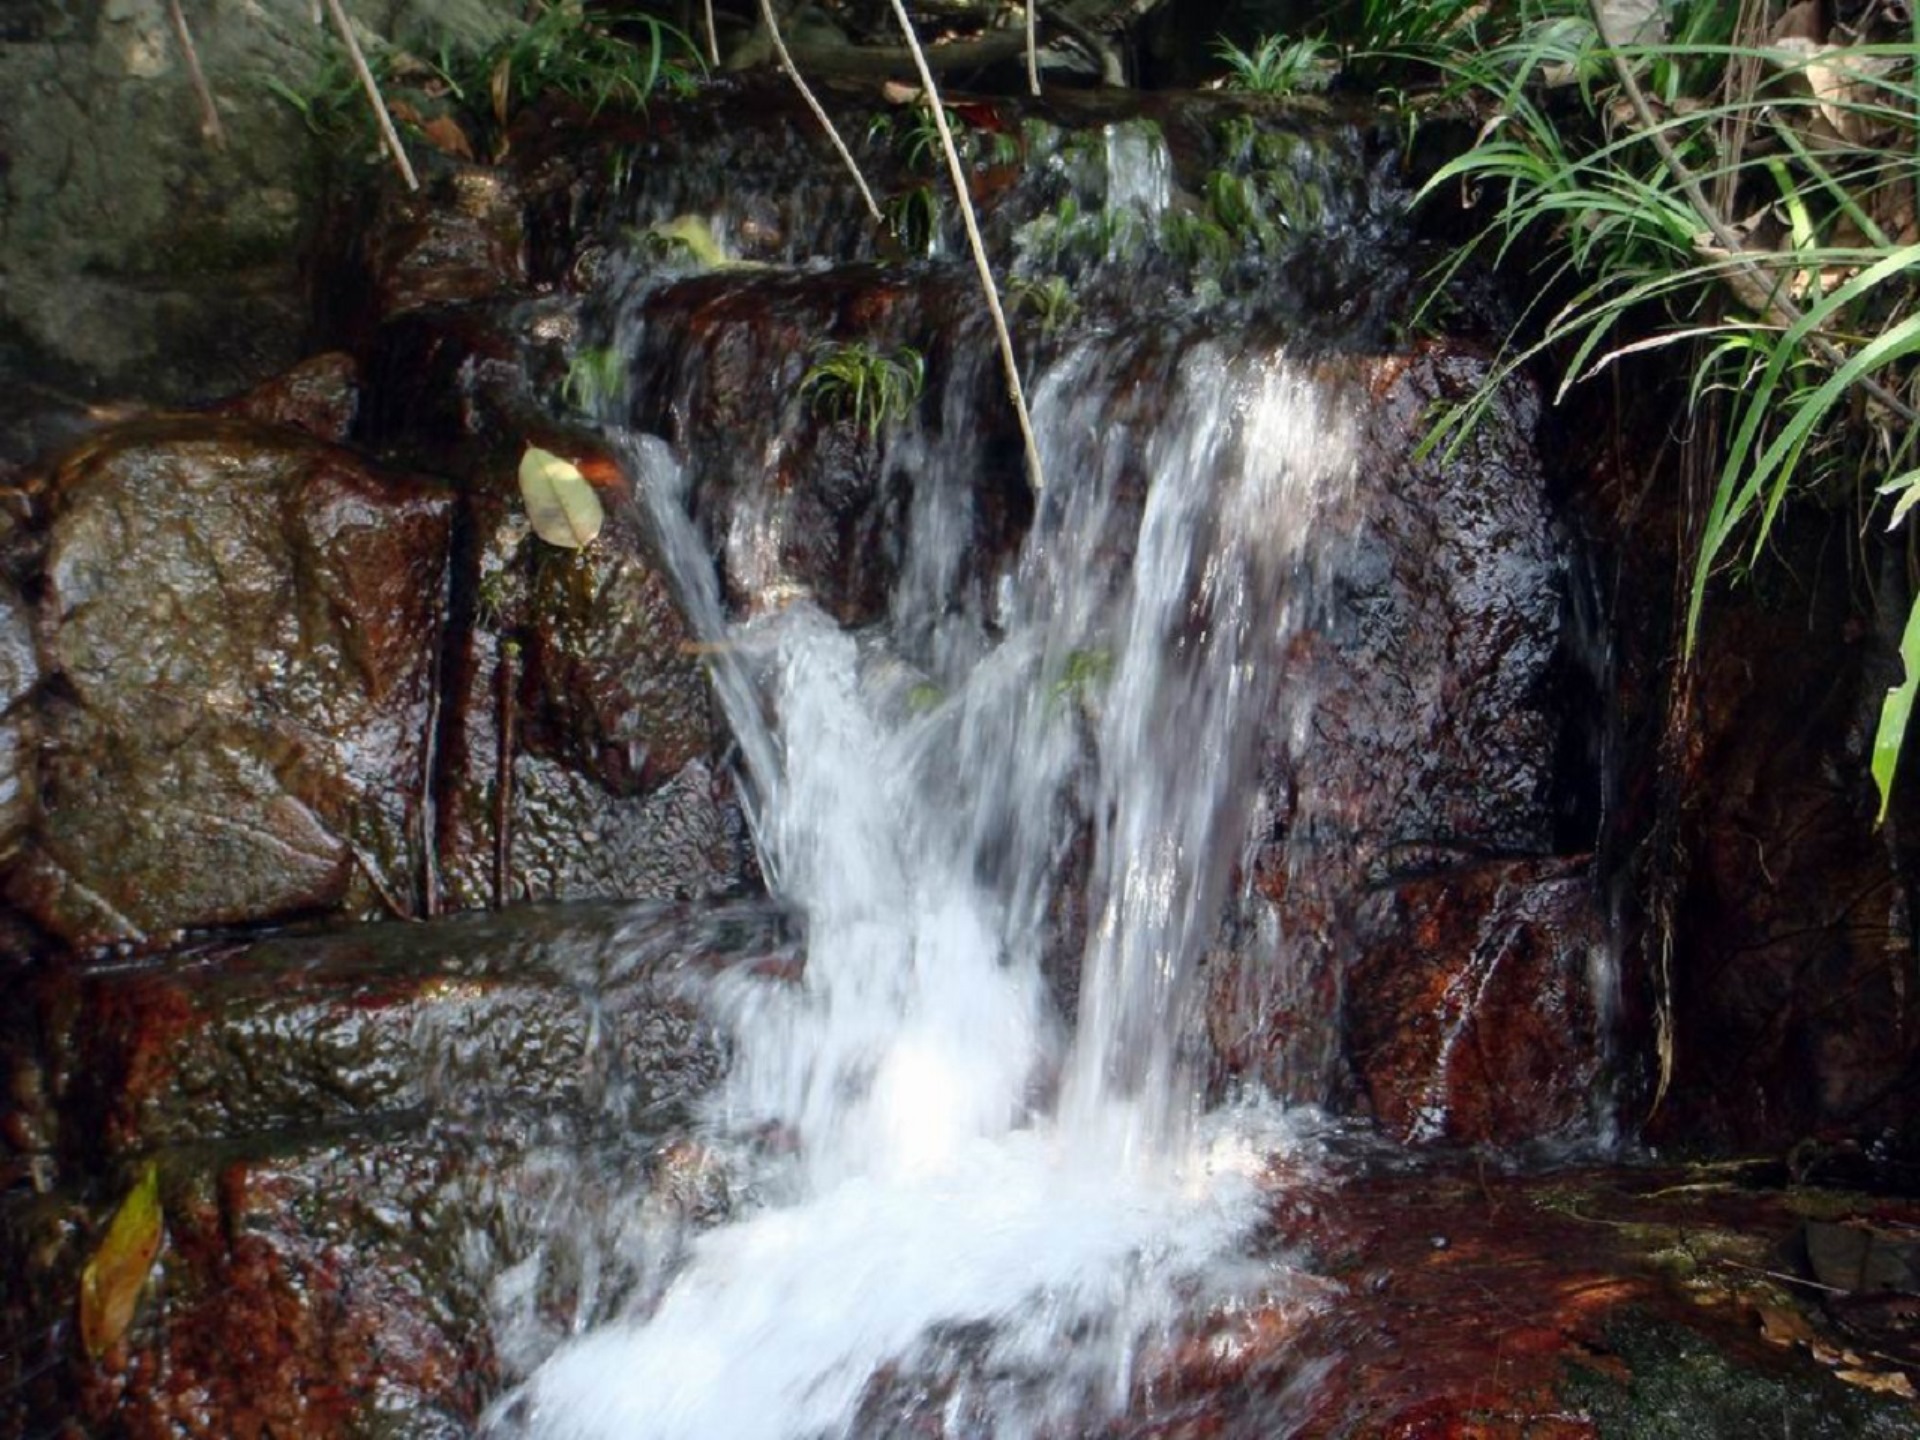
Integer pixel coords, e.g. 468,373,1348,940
420,115,476,161
77,1161,163,1360
518,445,604,550
1836,1367,1918,1398
1771,0,1824,44
1757,1303,1817,1347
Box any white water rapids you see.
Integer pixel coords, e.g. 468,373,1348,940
486,336,1358,1439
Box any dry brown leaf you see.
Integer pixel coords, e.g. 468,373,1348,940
420,115,475,161
1771,0,1824,44
1836,1368,1918,1398
1757,1304,1817,1347
1597,0,1666,46
77,1163,163,1360
490,55,513,130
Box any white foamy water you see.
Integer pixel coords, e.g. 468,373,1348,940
488,338,1356,1439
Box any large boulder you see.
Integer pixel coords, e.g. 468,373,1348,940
9,417,452,945
0,0,525,404
1211,352,1603,1145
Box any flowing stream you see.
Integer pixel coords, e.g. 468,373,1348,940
486,119,1368,1440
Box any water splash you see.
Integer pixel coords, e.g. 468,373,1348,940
488,334,1356,1438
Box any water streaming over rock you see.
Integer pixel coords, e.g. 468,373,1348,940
483,312,1357,1435
469,96,1610,1439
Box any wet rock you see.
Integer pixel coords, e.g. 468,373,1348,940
1343,858,1611,1147
0,0,526,400
1302,354,1562,863
9,418,451,945
432,431,756,913
365,168,531,318
21,903,744,1173
223,350,362,443
1553,366,1920,1153
0,903,776,1438
0,571,40,872
1658,584,1920,1150
1217,353,1587,1138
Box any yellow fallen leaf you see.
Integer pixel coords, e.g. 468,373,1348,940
78,1162,163,1359
1837,1368,1918,1399
517,445,604,550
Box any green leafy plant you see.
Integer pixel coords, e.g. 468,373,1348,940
800,342,927,435
561,346,626,414
1160,209,1237,269
1016,194,1152,270
1390,1,1920,819
263,52,367,139
1008,275,1080,335
1214,34,1335,96
1048,647,1115,714
480,2,702,119
1203,168,1282,246
883,185,942,257
904,105,971,170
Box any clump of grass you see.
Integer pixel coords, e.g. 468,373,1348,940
1214,34,1334,96
266,0,703,175
1393,1,1920,819
480,2,701,120
1008,275,1079,335
800,342,926,435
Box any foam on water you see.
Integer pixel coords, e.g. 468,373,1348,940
488,336,1357,1438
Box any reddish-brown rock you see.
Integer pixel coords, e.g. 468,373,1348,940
9,419,452,946
1344,858,1611,1146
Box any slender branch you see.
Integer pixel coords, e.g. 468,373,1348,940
1587,0,1917,426
758,0,882,222
166,0,225,148
321,0,418,192
703,0,721,67
886,0,1047,492
493,637,517,909
1027,1,1041,96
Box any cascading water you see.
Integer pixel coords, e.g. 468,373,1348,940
484,114,1369,1440
485,331,1357,1438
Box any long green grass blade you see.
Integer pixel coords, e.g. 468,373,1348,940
1873,591,1920,825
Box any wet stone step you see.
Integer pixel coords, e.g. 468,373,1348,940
1,901,794,1439
10,901,793,1177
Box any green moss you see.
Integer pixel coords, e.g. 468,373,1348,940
1562,1310,1916,1439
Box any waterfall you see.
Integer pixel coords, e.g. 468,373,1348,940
484,326,1358,1437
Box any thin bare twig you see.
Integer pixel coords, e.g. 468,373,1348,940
1027,1,1041,96
493,637,517,909
758,0,882,222
1587,0,1917,426
348,840,417,921
886,0,1048,491
702,0,721,68
166,0,225,148
321,0,418,191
